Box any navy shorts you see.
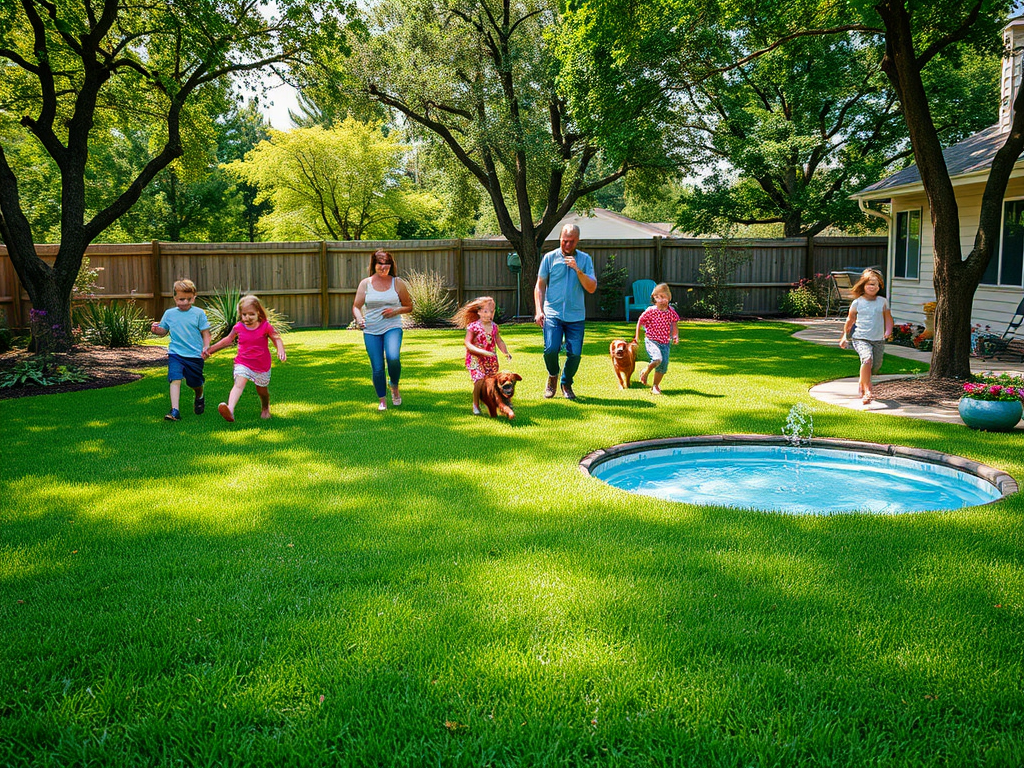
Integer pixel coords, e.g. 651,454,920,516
167,353,205,388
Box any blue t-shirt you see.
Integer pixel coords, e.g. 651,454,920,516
538,248,595,323
159,306,210,358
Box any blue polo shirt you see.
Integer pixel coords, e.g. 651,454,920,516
158,306,210,358
538,248,595,322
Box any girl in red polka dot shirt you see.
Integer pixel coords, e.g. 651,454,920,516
632,283,680,394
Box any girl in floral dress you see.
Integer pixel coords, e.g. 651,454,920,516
453,296,513,414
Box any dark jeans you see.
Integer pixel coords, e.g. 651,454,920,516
363,328,403,398
542,318,585,385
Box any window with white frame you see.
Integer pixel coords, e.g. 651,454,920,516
983,199,1024,287
894,209,921,279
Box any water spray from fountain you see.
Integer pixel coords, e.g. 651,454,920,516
782,403,814,447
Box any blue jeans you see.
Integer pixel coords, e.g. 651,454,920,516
363,328,403,398
543,318,585,385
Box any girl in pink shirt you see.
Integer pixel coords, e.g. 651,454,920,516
633,283,680,395
204,295,286,421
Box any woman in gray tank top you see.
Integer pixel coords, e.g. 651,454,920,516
352,250,414,411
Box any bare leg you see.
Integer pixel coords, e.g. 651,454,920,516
860,362,873,403
639,362,656,386
169,379,182,411
227,376,248,414
652,371,665,394
256,385,271,418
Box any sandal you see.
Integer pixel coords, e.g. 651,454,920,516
862,394,873,405
391,389,402,406
218,402,234,422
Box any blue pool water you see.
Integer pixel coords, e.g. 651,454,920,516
590,445,1002,514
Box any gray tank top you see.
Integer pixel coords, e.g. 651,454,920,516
363,277,403,335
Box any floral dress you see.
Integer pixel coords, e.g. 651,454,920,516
465,320,500,381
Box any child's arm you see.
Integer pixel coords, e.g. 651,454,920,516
151,321,167,337
464,328,496,358
494,327,512,360
839,305,857,349
204,327,236,358
633,314,644,344
201,328,211,356
671,319,679,344
270,328,287,362
883,304,894,340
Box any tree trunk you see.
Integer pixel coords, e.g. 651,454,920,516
929,269,975,378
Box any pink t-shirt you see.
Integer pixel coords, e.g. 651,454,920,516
637,306,680,344
233,320,274,373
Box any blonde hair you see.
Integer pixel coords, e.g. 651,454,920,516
173,279,197,296
652,283,672,301
237,294,268,323
453,296,496,328
852,268,884,298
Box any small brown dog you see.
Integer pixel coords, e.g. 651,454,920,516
474,371,522,419
609,339,639,389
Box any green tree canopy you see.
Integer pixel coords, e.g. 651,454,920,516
226,118,439,241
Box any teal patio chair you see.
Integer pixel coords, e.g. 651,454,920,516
625,279,657,321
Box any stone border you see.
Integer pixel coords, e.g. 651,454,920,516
579,434,1018,502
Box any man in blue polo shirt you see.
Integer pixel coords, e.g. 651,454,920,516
534,224,597,400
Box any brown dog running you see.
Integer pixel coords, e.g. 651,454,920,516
474,371,522,419
609,339,639,389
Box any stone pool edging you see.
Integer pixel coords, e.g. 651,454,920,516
579,435,1018,500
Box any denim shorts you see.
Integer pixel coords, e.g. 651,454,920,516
167,353,205,387
645,338,671,374
851,338,885,373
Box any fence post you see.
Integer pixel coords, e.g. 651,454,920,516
319,240,330,329
805,235,815,280
456,238,464,306
653,236,663,283
149,240,162,319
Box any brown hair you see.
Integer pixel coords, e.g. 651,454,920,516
368,249,398,277
173,279,197,296
652,282,672,301
237,294,268,324
851,268,885,298
453,296,496,328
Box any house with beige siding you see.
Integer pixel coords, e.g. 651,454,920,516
852,18,1024,333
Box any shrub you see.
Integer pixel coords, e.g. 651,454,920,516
203,288,292,341
597,255,629,315
404,270,456,327
0,359,88,389
778,274,830,317
76,299,150,347
690,239,751,320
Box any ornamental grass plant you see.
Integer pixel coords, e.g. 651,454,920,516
1,323,1021,767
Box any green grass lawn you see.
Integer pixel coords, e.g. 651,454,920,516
1,322,1021,767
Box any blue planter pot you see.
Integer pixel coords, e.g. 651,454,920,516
958,398,1023,431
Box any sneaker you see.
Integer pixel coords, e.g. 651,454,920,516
651,386,662,395
561,383,577,400
391,389,402,406
544,375,558,398
472,405,482,415
194,395,206,415
378,401,387,412
164,408,181,421
218,402,234,422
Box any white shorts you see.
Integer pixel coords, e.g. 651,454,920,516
233,363,271,387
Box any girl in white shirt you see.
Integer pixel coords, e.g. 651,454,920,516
839,268,894,405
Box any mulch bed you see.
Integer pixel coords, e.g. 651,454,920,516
871,376,967,408
0,345,166,400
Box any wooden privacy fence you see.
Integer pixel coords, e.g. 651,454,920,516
0,236,887,328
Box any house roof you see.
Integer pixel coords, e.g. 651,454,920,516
853,124,1020,200
482,208,678,240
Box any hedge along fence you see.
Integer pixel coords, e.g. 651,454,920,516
0,236,886,329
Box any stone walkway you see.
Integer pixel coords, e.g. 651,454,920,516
781,318,1024,428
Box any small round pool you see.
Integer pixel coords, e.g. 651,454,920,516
580,436,1016,515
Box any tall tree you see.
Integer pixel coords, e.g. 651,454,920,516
0,0,352,344
321,0,680,296
225,118,439,241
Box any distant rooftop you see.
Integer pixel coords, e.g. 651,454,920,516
482,208,678,240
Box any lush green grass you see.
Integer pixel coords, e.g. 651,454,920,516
1,322,1021,767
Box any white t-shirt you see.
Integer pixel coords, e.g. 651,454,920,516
851,296,888,341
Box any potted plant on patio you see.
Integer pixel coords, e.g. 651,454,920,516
959,374,1024,431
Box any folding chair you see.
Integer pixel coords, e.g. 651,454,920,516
976,295,1024,361
825,271,858,318
625,279,657,320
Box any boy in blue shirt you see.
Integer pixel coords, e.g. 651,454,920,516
150,279,211,421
